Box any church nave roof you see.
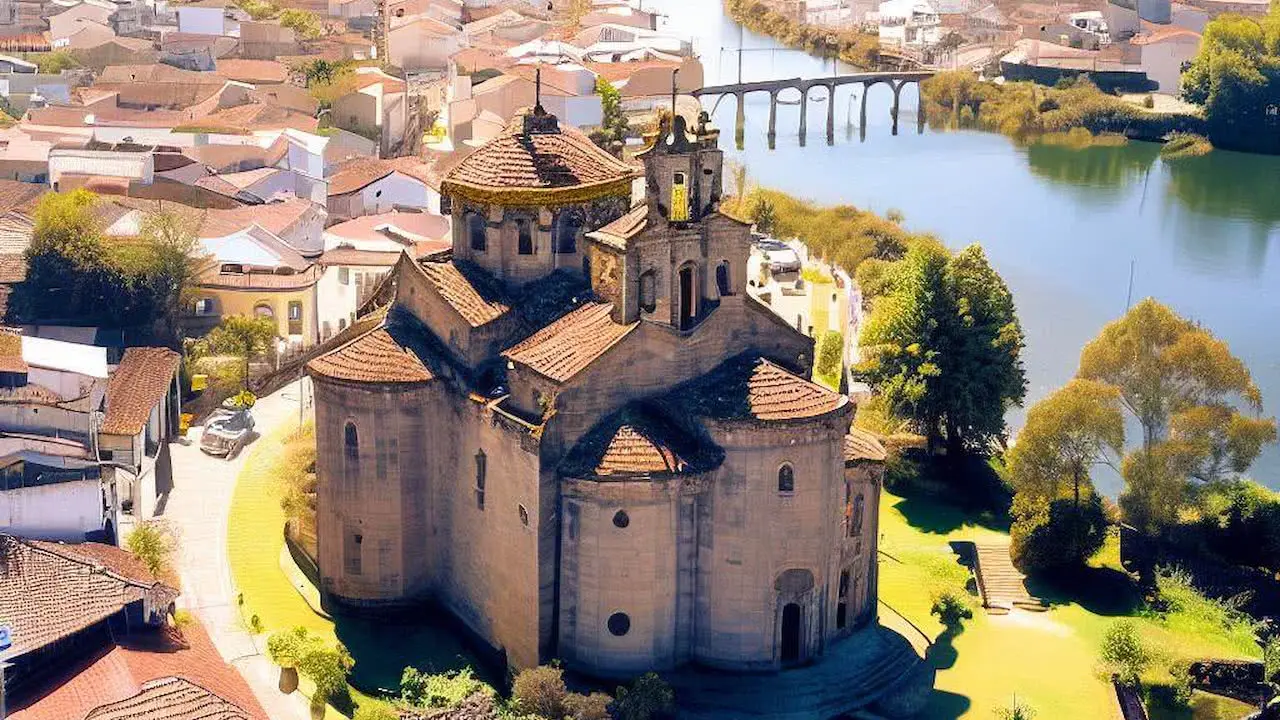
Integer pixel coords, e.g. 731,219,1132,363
307,309,437,384
671,355,849,423
503,301,637,383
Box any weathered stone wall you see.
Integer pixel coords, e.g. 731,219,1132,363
558,476,699,676
839,460,884,633
313,374,548,669
394,256,521,368
692,411,851,670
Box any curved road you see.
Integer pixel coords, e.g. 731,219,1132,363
158,378,314,720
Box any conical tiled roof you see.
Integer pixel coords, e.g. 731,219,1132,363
441,107,637,205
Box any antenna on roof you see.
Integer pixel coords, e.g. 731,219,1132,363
670,68,679,124
535,64,544,115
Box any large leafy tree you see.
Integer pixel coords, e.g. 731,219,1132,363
1078,298,1276,532
589,77,629,155
1008,379,1123,568
857,244,1026,455
1179,10,1280,153
206,315,278,388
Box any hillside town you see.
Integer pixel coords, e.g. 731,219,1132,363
0,0,1277,717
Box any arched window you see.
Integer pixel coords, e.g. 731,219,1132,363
467,212,486,252
715,261,731,297
344,422,358,460
777,463,795,493
516,218,533,255
639,270,656,313
254,303,274,319
553,211,581,254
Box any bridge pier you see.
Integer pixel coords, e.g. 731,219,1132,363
825,83,836,146
767,90,778,149
891,80,903,136
735,92,745,150
859,82,869,140
918,81,926,135
798,92,807,147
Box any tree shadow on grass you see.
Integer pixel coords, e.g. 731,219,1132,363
1023,565,1144,616
887,451,1012,536
925,624,963,671
918,690,972,720
892,493,1010,536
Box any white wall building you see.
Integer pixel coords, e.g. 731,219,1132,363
176,1,228,35
876,0,942,47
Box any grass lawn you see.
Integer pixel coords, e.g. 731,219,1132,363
877,489,1262,720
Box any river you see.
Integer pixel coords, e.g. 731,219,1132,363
644,0,1280,494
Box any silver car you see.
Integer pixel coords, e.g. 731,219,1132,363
200,407,255,458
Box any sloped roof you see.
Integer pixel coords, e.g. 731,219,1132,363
844,428,887,463
199,198,316,239
586,203,646,250
561,403,723,479
326,156,395,196
502,301,637,384
416,260,511,328
101,347,180,435
0,180,47,215
670,355,848,423
0,534,178,661
307,311,436,384
84,677,253,720
213,58,287,84
440,106,636,204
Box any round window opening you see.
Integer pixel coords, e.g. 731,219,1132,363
612,510,630,529
607,612,631,637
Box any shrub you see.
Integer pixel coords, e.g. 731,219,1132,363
613,672,675,720
994,698,1037,719
126,520,177,577
401,666,490,709
1159,132,1213,159
297,641,353,708
1151,566,1258,655
266,626,310,668
1100,620,1150,686
1010,494,1108,572
1142,94,1155,109
930,587,974,628
564,691,613,720
511,664,567,718
815,330,843,388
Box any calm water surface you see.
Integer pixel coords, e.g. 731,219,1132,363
651,0,1280,493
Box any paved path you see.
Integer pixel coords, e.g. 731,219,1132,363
157,378,313,720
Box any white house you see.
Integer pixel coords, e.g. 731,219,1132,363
387,14,461,72
876,0,942,47
1134,27,1201,92
325,156,434,222
316,211,450,339
176,0,229,36
0,452,106,541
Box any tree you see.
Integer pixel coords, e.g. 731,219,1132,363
815,330,843,389
400,667,489,709
613,673,675,720
1010,494,1108,572
564,692,613,720
750,194,777,234
1179,12,1280,154
511,664,567,718
1008,380,1123,566
856,244,1026,455
1100,620,1150,686
1079,298,1276,533
205,315,277,388
590,76,629,154
930,587,973,627
279,8,322,40
135,210,202,339
297,640,353,710
34,50,80,74
125,520,177,577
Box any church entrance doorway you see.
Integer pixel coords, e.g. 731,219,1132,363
780,602,802,665
678,265,695,330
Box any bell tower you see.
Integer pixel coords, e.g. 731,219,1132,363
637,74,724,229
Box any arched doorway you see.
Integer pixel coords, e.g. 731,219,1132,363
678,264,696,330
781,603,802,665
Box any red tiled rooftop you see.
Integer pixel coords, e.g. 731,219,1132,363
101,347,180,436
587,203,647,250
197,264,321,290
307,323,435,384
674,355,849,423
503,301,637,384
416,260,511,328
844,428,887,463
327,156,395,196
440,107,637,201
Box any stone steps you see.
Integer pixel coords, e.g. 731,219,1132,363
973,544,1047,612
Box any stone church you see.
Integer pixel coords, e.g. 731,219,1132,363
306,104,904,690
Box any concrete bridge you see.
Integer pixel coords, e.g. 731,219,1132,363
693,71,935,146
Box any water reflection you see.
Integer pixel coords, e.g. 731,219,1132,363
1164,150,1280,225
1024,140,1158,194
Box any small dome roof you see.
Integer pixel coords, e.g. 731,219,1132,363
562,404,723,480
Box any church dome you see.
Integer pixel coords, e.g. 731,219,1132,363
440,106,638,206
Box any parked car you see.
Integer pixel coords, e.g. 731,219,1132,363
200,407,256,458
756,238,801,274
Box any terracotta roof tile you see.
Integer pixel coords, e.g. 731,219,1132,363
101,347,180,435
199,198,316,238
0,327,27,373
307,318,435,384
197,264,320,290
503,301,636,383
844,428,887,463
319,247,405,267
417,260,511,327
0,535,179,662
440,107,636,202
586,203,646,250
0,181,44,215
213,59,288,84
672,355,848,422
84,677,253,720
327,156,395,196
562,404,723,479
0,253,28,284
